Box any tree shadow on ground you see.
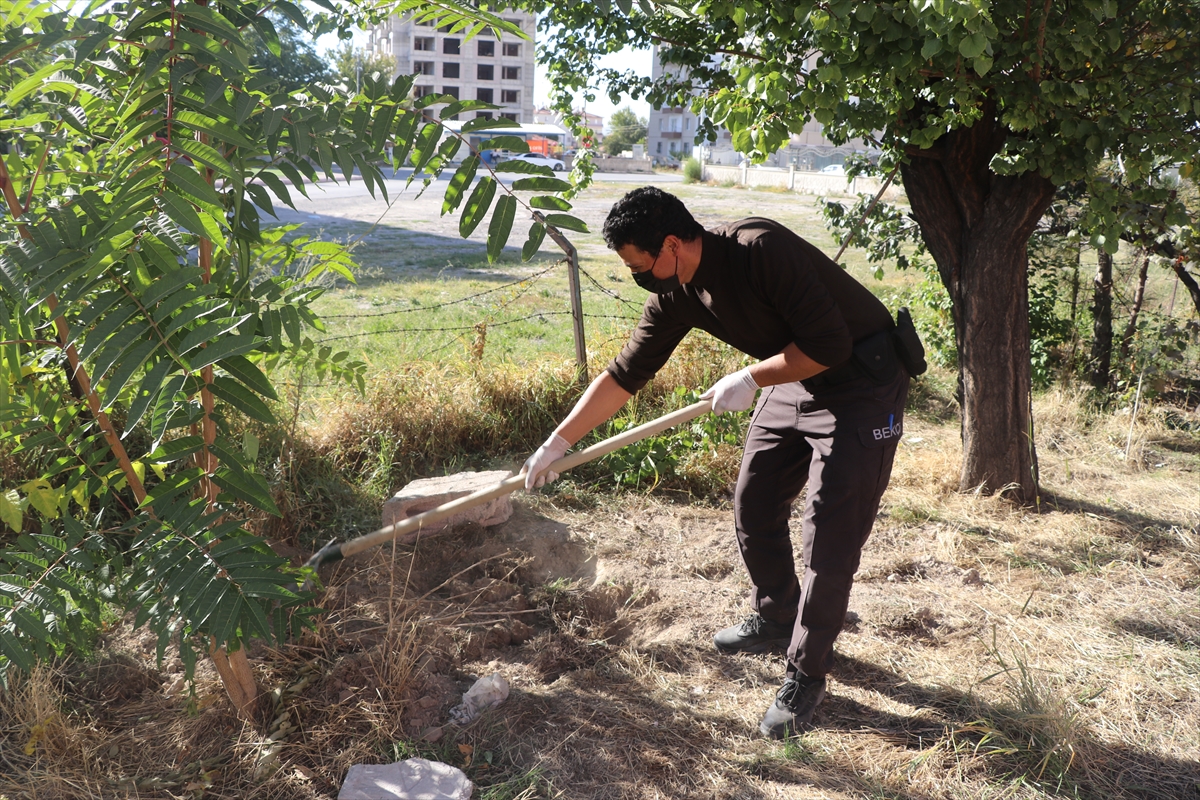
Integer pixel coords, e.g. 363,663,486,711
834,654,1200,800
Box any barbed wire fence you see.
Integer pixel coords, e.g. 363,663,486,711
298,243,643,390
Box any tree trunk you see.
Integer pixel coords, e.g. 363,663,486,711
901,103,1055,504
1119,251,1150,364
1089,248,1114,391
1171,258,1200,318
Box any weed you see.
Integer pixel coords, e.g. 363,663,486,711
477,766,554,799
951,631,1081,791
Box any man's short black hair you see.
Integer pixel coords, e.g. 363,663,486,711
601,186,705,256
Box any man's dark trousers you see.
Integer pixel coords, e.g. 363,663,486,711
733,367,909,679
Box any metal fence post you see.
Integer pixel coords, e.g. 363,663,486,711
533,212,588,385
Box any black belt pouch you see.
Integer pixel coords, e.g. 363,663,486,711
852,328,900,385
891,306,928,377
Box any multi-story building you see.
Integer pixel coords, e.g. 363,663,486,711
646,47,727,163
366,11,535,123
647,46,876,168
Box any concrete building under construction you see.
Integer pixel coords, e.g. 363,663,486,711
365,11,536,124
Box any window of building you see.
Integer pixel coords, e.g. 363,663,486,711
500,112,519,122
476,111,493,120
443,38,460,55
414,37,434,51
442,62,459,78
501,89,519,104
502,42,520,57
477,39,494,57
503,17,522,31
501,66,520,80
477,88,493,103
656,142,662,154
414,61,434,76
477,64,494,80
416,17,433,26
415,85,435,98
442,86,459,99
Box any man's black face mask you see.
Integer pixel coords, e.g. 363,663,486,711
632,247,680,294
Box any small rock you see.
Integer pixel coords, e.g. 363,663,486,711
962,568,983,586
448,672,509,725
421,726,444,742
338,758,471,800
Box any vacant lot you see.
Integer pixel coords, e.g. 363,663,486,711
4,176,1198,800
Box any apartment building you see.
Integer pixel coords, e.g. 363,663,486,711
645,46,728,162
647,46,876,168
366,11,535,123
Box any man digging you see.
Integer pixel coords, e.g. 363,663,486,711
521,187,921,739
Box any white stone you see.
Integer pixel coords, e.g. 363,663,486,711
382,470,513,534
449,672,510,725
338,758,472,800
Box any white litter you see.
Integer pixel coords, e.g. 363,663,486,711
338,758,471,800
448,672,509,725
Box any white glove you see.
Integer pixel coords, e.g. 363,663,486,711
522,433,569,491
701,367,760,413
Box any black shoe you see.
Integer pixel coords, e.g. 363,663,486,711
713,614,794,654
758,675,827,739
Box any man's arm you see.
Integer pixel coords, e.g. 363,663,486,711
521,371,633,490
748,342,828,386
702,342,827,414
552,371,633,446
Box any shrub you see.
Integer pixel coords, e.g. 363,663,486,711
682,157,703,183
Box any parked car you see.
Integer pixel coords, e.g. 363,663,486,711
819,163,846,175
507,152,566,171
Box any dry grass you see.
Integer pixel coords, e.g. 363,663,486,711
3,374,1198,800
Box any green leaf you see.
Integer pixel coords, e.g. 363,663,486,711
529,195,572,211
486,195,517,262
442,155,480,216
511,177,572,193
257,170,295,210
167,162,223,213
20,480,61,520
211,469,279,515
479,136,530,153
493,160,554,176
157,191,208,238
220,355,279,401
409,122,443,173
543,213,589,233
0,491,23,533
459,177,496,237
190,332,265,370
921,38,944,59
958,32,987,59
174,110,256,150
461,115,520,133
522,222,546,261
973,54,993,75
170,137,234,177
209,376,276,424
100,339,159,407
